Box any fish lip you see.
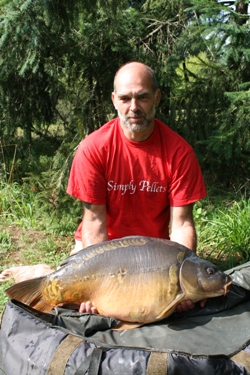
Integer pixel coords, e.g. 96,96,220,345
209,281,232,297
223,280,232,295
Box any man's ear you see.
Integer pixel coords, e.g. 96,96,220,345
155,88,161,106
111,92,118,110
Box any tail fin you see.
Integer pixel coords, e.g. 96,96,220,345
5,277,54,312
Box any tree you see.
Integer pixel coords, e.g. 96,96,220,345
0,0,139,141
0,0,190,140
0,0,81,141
167,0,250,183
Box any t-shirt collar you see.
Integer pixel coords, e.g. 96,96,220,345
116,117,157,148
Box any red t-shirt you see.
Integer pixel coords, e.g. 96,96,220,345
67,118,206,241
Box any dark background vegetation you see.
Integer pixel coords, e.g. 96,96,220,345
1,0,249,185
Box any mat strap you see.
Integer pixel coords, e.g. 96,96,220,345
74,348,103,375
231,350,250,372
46,334,84,375
146,351,169,375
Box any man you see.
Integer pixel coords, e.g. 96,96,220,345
68,61,206,250
0,62,206,313
67,61,207,313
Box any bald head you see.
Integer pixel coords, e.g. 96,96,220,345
113,62,159,93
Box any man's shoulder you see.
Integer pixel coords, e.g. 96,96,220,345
79,118,119,148
89,118,118,137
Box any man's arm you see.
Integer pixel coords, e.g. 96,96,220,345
169,204,197,252
81,202,108,248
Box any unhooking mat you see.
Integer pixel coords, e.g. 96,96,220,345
1,262,250,374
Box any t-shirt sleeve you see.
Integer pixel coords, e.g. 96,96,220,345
66,141,107,205
168,149,206,206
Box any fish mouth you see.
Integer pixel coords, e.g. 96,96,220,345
210,280,232,297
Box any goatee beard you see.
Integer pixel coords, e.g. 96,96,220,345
118,107,156,133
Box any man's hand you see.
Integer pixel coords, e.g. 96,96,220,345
175,299,207,313
79,301,98,314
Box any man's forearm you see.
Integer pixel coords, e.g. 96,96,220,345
82,219,108,248
169,205,197,252
81,203,108,248
170,224,197,252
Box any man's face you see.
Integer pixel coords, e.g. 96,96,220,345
112,66,161,135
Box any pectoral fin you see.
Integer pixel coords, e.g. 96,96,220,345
156,293,184,320
113,321,143,331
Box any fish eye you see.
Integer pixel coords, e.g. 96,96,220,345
206,267,215,275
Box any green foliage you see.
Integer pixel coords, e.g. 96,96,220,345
0,280,12,314
0,169,80,234
0,181,44,228
166,0,250,184
196,197,250,270
203,85,250,178
0,230,12,254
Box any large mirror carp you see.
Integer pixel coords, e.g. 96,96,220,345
6,236,231,330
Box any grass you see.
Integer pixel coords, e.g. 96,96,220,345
197,199,250,268
194,194,250,270
0,226,73,311
0,180,79,311
0,180,249,312
0,230,12,254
